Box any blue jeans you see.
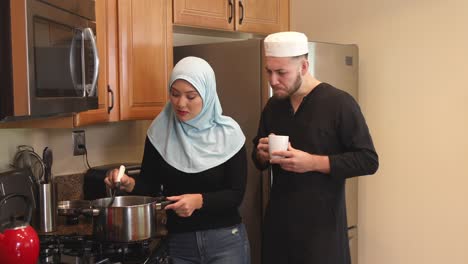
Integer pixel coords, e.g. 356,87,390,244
168,223,251,264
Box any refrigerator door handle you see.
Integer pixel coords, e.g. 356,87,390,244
347,225,357,240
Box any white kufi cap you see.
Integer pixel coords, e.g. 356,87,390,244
264,31,309,57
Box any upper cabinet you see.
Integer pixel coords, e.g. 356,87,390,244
117,0,172,121
236,0,289,34
77,0,173,124
173,1,233,31
173,0,289,35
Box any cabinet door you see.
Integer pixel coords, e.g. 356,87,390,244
74,0,111,126
118,0,172,120
235,0,289,35
173,0,234,31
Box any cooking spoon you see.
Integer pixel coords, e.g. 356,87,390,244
108,165,125,207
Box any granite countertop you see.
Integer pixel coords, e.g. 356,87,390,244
53,222,93,236
38,216,93,236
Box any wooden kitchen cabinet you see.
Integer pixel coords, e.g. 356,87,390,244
79,0,173,124
173,0,289,35
117,0,172,120
236,0,290,34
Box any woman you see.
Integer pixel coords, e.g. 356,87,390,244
105,56,250,264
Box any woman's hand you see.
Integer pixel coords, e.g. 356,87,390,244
104,168,136,193
164,194,203,218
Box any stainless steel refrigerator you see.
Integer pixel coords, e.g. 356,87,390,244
174,39,359,264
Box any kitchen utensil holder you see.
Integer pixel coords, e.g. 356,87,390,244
38,182,57,232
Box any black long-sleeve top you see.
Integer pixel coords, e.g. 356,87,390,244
133,137,247,233
251,82,379,263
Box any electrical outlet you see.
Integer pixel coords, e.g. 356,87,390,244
72,130,86,156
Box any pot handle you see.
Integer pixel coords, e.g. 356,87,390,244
0,193,33,224
81,208,100,217
154,199,175,210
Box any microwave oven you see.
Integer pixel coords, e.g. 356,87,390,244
0,0,99,121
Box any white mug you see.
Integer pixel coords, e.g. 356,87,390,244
268,134,289,159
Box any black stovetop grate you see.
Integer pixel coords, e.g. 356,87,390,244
38,234,170,264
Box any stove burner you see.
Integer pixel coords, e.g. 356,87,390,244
39,234,170,264
39,235,60,263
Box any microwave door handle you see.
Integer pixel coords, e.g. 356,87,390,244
84,27,99,97
81,30,86,97
69,29,85,97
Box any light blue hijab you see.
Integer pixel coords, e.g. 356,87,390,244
147,57,245,173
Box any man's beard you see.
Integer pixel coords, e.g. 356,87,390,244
272,72,303,99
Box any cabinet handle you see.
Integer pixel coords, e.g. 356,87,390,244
107,85,114,113
228,0,233,23
238,0,244,24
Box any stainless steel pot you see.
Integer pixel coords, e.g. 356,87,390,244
91,196,171,242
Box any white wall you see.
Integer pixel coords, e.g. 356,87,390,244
0,121,151,176
292,0,468,263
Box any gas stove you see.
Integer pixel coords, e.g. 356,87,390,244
38,234,171,264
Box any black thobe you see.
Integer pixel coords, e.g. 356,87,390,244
252,83,379,264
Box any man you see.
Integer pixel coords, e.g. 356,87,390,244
252,31,379,264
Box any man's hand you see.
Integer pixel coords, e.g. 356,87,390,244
270,143,330,174
256,136,270,166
